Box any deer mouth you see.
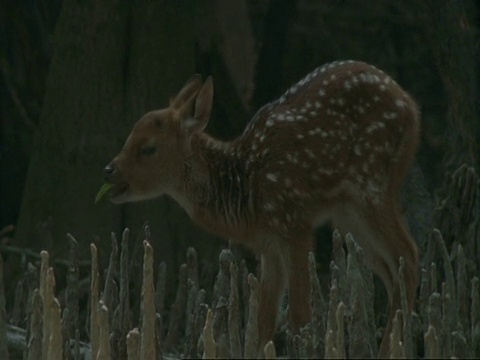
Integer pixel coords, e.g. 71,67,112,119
109,182,129,202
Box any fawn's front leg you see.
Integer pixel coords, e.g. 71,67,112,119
258,247,288,355
287,240,313,334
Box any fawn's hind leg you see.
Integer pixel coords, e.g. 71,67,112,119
367,206,418,358
333,202,418,358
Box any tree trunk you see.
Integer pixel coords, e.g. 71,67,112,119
15,0,129,258
419,0,479,171
13,0,222,293
121,0,222,294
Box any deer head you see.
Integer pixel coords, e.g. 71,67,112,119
103,75,214,204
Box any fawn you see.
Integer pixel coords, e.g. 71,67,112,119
103,60,419,357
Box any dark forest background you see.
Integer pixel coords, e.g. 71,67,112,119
0,0,479,309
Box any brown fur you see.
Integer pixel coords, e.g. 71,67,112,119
104,61,420,357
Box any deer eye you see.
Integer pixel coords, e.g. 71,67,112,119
140,145,156,156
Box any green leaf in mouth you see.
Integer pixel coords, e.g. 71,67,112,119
95,183,114,204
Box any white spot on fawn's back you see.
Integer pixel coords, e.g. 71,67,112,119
264,203,276,211
354,144,362,155
383,112,398,120
266,173,278,182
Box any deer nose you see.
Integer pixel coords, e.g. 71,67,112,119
103,162,117,181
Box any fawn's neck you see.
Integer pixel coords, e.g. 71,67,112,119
174,133,256,238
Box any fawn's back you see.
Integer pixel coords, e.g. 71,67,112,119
223,61,419,244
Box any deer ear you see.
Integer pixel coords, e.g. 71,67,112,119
181,76,214,134
171,74,203,110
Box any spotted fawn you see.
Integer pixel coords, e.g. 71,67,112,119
104,60,420,357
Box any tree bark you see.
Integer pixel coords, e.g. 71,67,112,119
13,0,222,291
15,0,129,257
121,0,222,293
419,0,479,171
